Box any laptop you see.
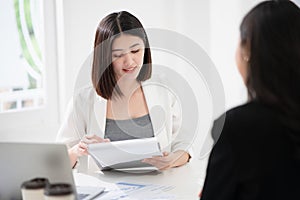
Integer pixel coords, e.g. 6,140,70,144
0,142,104,200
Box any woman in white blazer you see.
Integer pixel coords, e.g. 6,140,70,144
56,11,192,171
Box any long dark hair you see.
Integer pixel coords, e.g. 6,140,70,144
240,0,300,129
92,11,152,99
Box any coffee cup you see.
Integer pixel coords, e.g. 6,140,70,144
44,183,75,200
21,178,49,200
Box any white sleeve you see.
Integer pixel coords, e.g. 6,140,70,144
56,96,87,149
170,95,194,157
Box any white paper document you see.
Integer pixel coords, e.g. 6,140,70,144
88,137,162,171
97,182,176,200
74,172,118,191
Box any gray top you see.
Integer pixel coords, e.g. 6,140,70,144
104,114,154,141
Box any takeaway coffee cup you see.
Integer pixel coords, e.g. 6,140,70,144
44,183,75,200
21,178,49,200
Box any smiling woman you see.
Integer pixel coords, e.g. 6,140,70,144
91,11,152,100
56,11,192,171
111,34,145,84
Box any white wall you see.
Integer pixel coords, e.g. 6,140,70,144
209,0,263,110
294,0,300,7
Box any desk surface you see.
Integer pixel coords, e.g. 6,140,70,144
76,157,208,200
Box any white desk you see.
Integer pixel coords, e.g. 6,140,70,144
75,157,208,200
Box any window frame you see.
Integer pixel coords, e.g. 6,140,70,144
0,0,60,142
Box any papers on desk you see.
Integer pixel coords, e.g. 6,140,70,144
74,173,176,200
74,172,118,191
99,182,176,200
88,138,162,171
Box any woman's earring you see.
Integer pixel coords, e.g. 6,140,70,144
243,56,249,62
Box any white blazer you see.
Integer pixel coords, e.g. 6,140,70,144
56,81,193,171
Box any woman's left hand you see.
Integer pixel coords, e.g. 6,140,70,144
142,150,190,170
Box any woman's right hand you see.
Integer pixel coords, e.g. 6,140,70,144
69,134,110,168
81,134,110,145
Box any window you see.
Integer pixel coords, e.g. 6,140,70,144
0,0,44,113
0,0,59,142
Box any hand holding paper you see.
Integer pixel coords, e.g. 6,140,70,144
142,150,190,170
81,134,110,144
69,134,110,168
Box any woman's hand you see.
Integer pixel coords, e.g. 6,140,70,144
81,134,110,144
142,150,190,171
69,134,110,168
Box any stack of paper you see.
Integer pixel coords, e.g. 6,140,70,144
88,137,162,171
